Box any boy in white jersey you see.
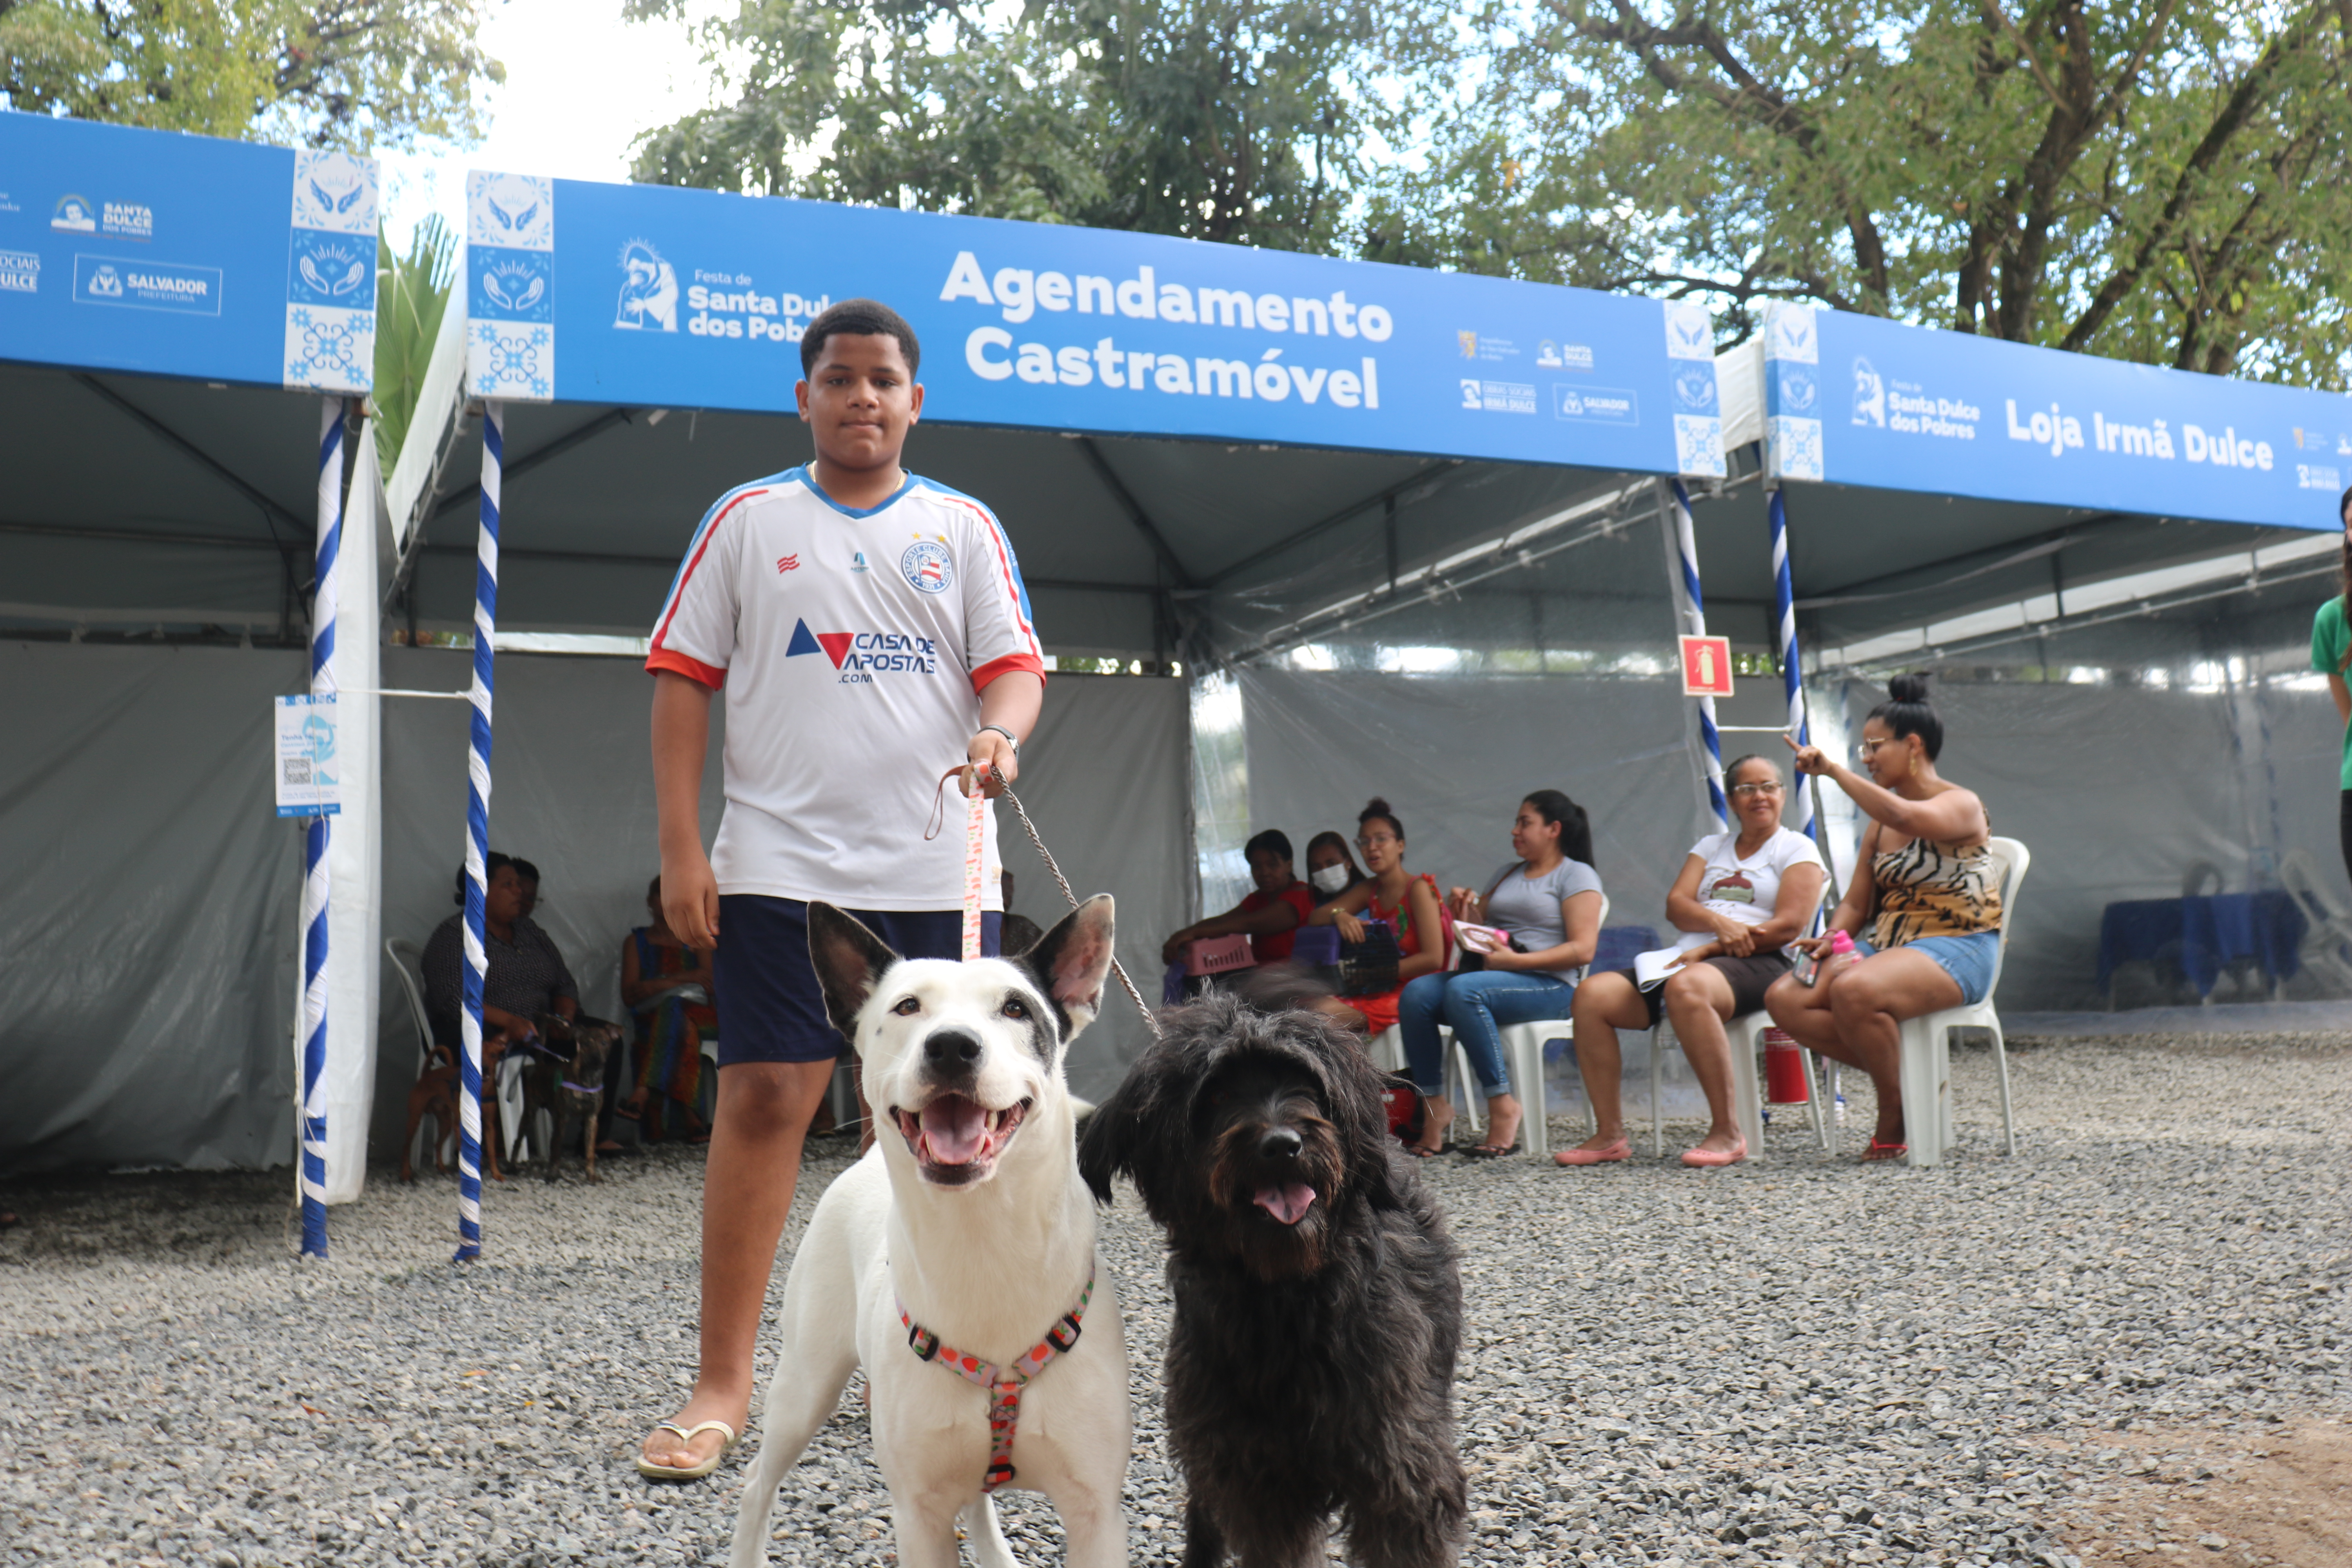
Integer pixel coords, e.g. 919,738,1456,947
636,300,1045,1480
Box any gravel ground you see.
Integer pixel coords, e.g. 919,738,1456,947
2,1036,2346,1568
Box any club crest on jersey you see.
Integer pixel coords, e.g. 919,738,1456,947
777,554,801,573
785,617,939,682
900,540,953,594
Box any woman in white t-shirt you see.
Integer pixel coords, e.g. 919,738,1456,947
1556,755,1825,1169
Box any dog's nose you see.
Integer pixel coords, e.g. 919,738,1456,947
924,1029,984,1069
1260,1127,1302,1160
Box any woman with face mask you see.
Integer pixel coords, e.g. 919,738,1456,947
1303,830,1366,898
1766,672,2000,1161
1161,829,1317,966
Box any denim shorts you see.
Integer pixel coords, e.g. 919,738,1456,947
1854,929,2002,1006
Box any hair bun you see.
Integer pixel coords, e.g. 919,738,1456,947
1887,671,1933,705
1362,796,1394,818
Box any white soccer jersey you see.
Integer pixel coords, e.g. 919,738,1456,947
646,466,1044,910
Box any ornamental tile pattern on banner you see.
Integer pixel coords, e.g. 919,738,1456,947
467,171,555,402
283,151,377,393
1763,302,1825,483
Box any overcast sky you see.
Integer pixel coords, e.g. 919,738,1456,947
377,0,724,251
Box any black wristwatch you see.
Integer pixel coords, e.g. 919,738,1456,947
977,723,1021,755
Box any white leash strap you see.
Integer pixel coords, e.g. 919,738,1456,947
962,771,987,961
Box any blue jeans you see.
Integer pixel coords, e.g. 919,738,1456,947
1398,969,1579,1097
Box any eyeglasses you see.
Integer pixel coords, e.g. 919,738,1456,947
1728,781,1783,797
1355,833,1399,850
1856,738,1897,757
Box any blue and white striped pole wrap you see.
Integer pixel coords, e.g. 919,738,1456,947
455,401,503,1264
1768,486,1816,844
1669,479,1729,830
298,397,343,1259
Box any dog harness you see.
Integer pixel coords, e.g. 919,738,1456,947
897,1270,1092,1493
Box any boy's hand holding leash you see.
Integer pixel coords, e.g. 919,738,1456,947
965,722,1020,798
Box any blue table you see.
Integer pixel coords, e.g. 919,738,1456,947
2096,892,2307,1000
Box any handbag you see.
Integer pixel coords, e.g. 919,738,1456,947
1338,918,1401,995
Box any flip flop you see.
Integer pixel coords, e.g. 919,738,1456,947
1404,1142,1445,1159
1553,1138,1632,1167
1458,1137,1521,1159
1861,1138,1909,1163
636,1419,740,1482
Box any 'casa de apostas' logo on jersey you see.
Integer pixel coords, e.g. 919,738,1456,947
785,617,940,683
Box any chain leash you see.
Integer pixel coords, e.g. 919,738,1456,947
987,765,1163,1040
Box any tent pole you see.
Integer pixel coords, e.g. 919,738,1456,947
1769,482,1841,916
297,397,346,1259
455,401,503,1264
1659,478,1728,830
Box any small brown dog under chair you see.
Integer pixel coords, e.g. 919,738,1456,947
540,1014,623,1182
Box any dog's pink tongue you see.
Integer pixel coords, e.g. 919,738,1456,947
1252,1183,1316,1225
920,1097,989,1165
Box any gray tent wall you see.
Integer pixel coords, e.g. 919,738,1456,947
0,384,387,1189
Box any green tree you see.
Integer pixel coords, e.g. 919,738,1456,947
625,0,1440,253
0,0,504,150
1370,1,2352,383
374,212,456,472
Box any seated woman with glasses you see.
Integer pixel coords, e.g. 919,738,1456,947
1398,789,1605,1158
1557,755,1824,1169
1767,672,2001,1162
1304,798,1446,1038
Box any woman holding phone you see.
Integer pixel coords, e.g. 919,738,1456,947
1765,673,2001,1161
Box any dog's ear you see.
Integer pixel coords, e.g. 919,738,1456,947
1077,1036,1178,1209
806,903,900,1042
1018,893,1116,1041
1075,1069,1136,1205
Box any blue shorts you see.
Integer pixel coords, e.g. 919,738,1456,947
1854,929,2002,1007
711,895,1000,1066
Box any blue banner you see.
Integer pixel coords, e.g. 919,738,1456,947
466,173,1723,477
1761,302,2346,532
0,114,374,392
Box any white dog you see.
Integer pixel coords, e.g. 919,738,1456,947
730,896,1131,1568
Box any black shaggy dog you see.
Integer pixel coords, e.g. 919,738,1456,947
1078,992,1467,1568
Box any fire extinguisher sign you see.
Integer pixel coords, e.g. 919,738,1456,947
1679,634,1734,697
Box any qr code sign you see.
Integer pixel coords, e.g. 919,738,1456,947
283,758,313,785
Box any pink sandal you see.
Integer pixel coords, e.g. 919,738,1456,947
1553,1138,1631,1167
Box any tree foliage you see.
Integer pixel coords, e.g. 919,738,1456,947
1366,1,2352,383
374,212,456,472
625,0,1438,253
0,0,504,150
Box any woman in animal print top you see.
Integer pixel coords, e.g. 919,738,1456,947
1766,672,2003,1161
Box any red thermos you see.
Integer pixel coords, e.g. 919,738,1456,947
1763,1027,1811,1104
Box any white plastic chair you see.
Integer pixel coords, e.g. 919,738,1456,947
1893,837,2029,1167
1439,893,1610,1155
2279,849,2352,992
1511,1009,1826,1163
387,938,458,1175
